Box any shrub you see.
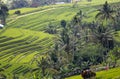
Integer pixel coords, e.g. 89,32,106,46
14,10,21,15
0,73,7,79
81,70,96,79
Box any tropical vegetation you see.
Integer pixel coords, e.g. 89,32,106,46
0,0,120,79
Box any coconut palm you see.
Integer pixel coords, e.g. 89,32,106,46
45,23,57,34
71,10,86,37
61,20,67,28
114,10,120,30
72,10,85,26
95,1,115,24
92,25,114,49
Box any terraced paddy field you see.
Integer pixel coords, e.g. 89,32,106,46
8,0,120,31
0,28,54,78
0,0,120,78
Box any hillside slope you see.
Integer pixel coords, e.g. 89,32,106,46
0,0,120,79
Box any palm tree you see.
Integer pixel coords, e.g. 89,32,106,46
61,20,67,28
115,10,120,30
95,1,115,25
71,10,86,37
0,2,9,25
92,25,114,50
45,23,57,34
72,10,85,26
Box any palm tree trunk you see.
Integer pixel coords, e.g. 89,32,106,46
113,59,117,68
1,16,6,25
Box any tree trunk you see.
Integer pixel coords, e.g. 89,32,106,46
113,59,117,68
1,16,6,25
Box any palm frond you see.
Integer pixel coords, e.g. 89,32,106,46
95,12,103,19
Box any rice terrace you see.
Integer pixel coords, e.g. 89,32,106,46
0,0,120,79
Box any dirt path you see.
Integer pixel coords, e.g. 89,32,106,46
7,7,58,24
17,8,56,18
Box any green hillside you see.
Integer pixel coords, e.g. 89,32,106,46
0,28,54,78
0,0,120,79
